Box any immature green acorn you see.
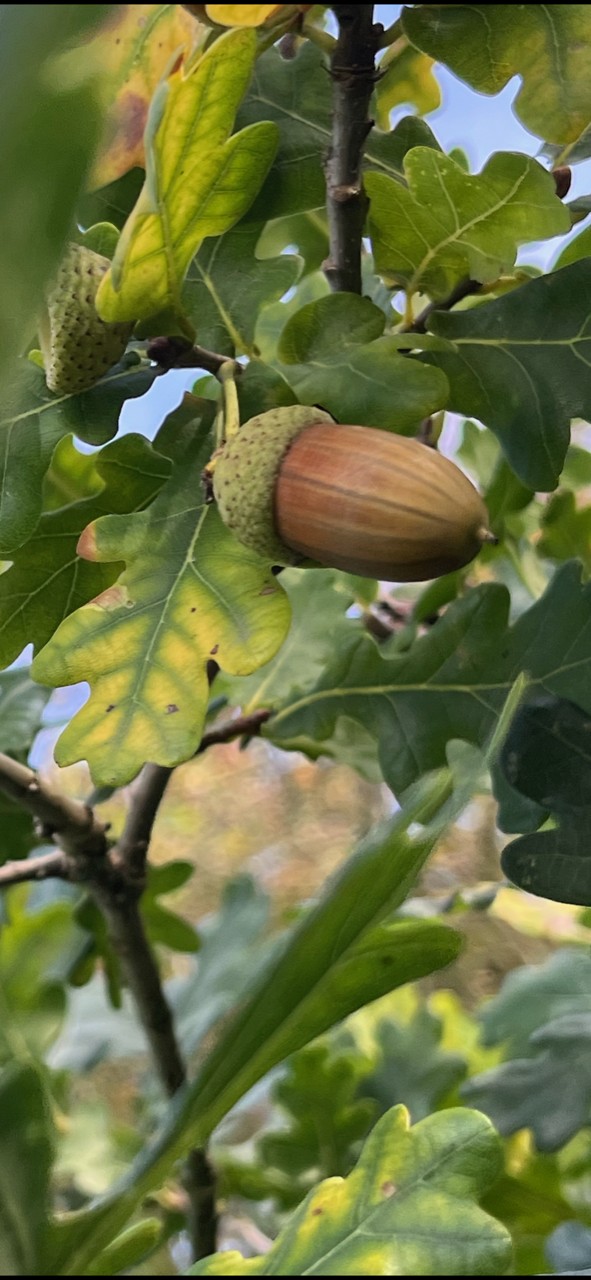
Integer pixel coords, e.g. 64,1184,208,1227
213,406,494,582
39,243,134,395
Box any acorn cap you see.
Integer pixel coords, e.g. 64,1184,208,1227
212,404,334,562
39,243,134,396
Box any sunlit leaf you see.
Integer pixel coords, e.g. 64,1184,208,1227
31,410,291,785
191,1105,511,1276
97,29,278,325
88,4,200,188
402,4,591,145
206,4,285,25
374,40,441,130
367,151,568,300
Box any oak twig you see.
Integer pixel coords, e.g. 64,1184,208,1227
402,277,482,334
323,5,382,294
147,335,241,377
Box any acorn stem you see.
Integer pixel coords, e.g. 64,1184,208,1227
215,361,240,446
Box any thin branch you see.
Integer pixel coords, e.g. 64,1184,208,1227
116,763,174,882
323,5,382,294
402,277,482,334
0,848,69,887
147,335,241,377
196,708,271,755
0,751,108,863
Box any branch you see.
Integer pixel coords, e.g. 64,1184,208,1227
0,750,215,1260
147,335,241,377
196,708,271,755
323,5,382,294
402,277,482,334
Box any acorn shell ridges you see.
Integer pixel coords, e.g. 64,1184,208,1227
275,423,490,581
212,404,334,563
39,244,134,396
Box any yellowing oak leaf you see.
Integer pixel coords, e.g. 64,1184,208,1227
87,4,201,189
375,39,441,130
205,5,312,27
96,29,278,324
31,412,291,786
190,1106,511,1276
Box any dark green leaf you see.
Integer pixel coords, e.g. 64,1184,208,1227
268,562,591,799
500,694,591,812
0,434,170,667
502,821,591,908
0,358,156,556
421,262,591,490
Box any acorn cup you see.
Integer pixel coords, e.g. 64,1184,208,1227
212,406,494,582
39,243,134,396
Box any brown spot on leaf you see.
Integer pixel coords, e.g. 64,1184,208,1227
166,704,179,714
259,584,277,596
105,704,116,713
91,584,131,609
210,644,219,655
311,1206,324,1217
381,1181,396,1197
77,523,99,561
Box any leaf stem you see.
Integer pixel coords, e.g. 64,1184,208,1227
485,671,531,767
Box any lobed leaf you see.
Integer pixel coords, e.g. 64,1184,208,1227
367,150,568,300
402,4,591,145
97,29,278,324
192,1105,511,1276
31,410,291,785
421,262,591,490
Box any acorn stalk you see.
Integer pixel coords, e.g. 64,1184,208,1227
213,407,493,583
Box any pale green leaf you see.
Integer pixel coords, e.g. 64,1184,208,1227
192,1105,511,1276
0,1066,54,1275
375,40,441,130
97,29,278,323
31,410,291,785
0,4,111,397
367,150,568,299
402,3,591,145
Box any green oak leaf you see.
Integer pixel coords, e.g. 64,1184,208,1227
538,490,591,572
31,411,291,786
276,294,449,431
420,262,591,490
367,151,568,300
267,561,591,799
402,4,591,146
374,41,441,130
0,434,170,669
0,1066,54,1275
238,42,442,222
0,896,82,1062
184,220,300,356
464,1012,591,1153
0,357,156,555
257,1043,376,1204
191,1105,511,1276
0,4,112,397
361,1004,467,1123
0,669,52,862
97,29,278,325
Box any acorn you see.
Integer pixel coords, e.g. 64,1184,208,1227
39,243,134,396
213,406,494,582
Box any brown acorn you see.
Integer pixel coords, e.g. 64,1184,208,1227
213,407,493,582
